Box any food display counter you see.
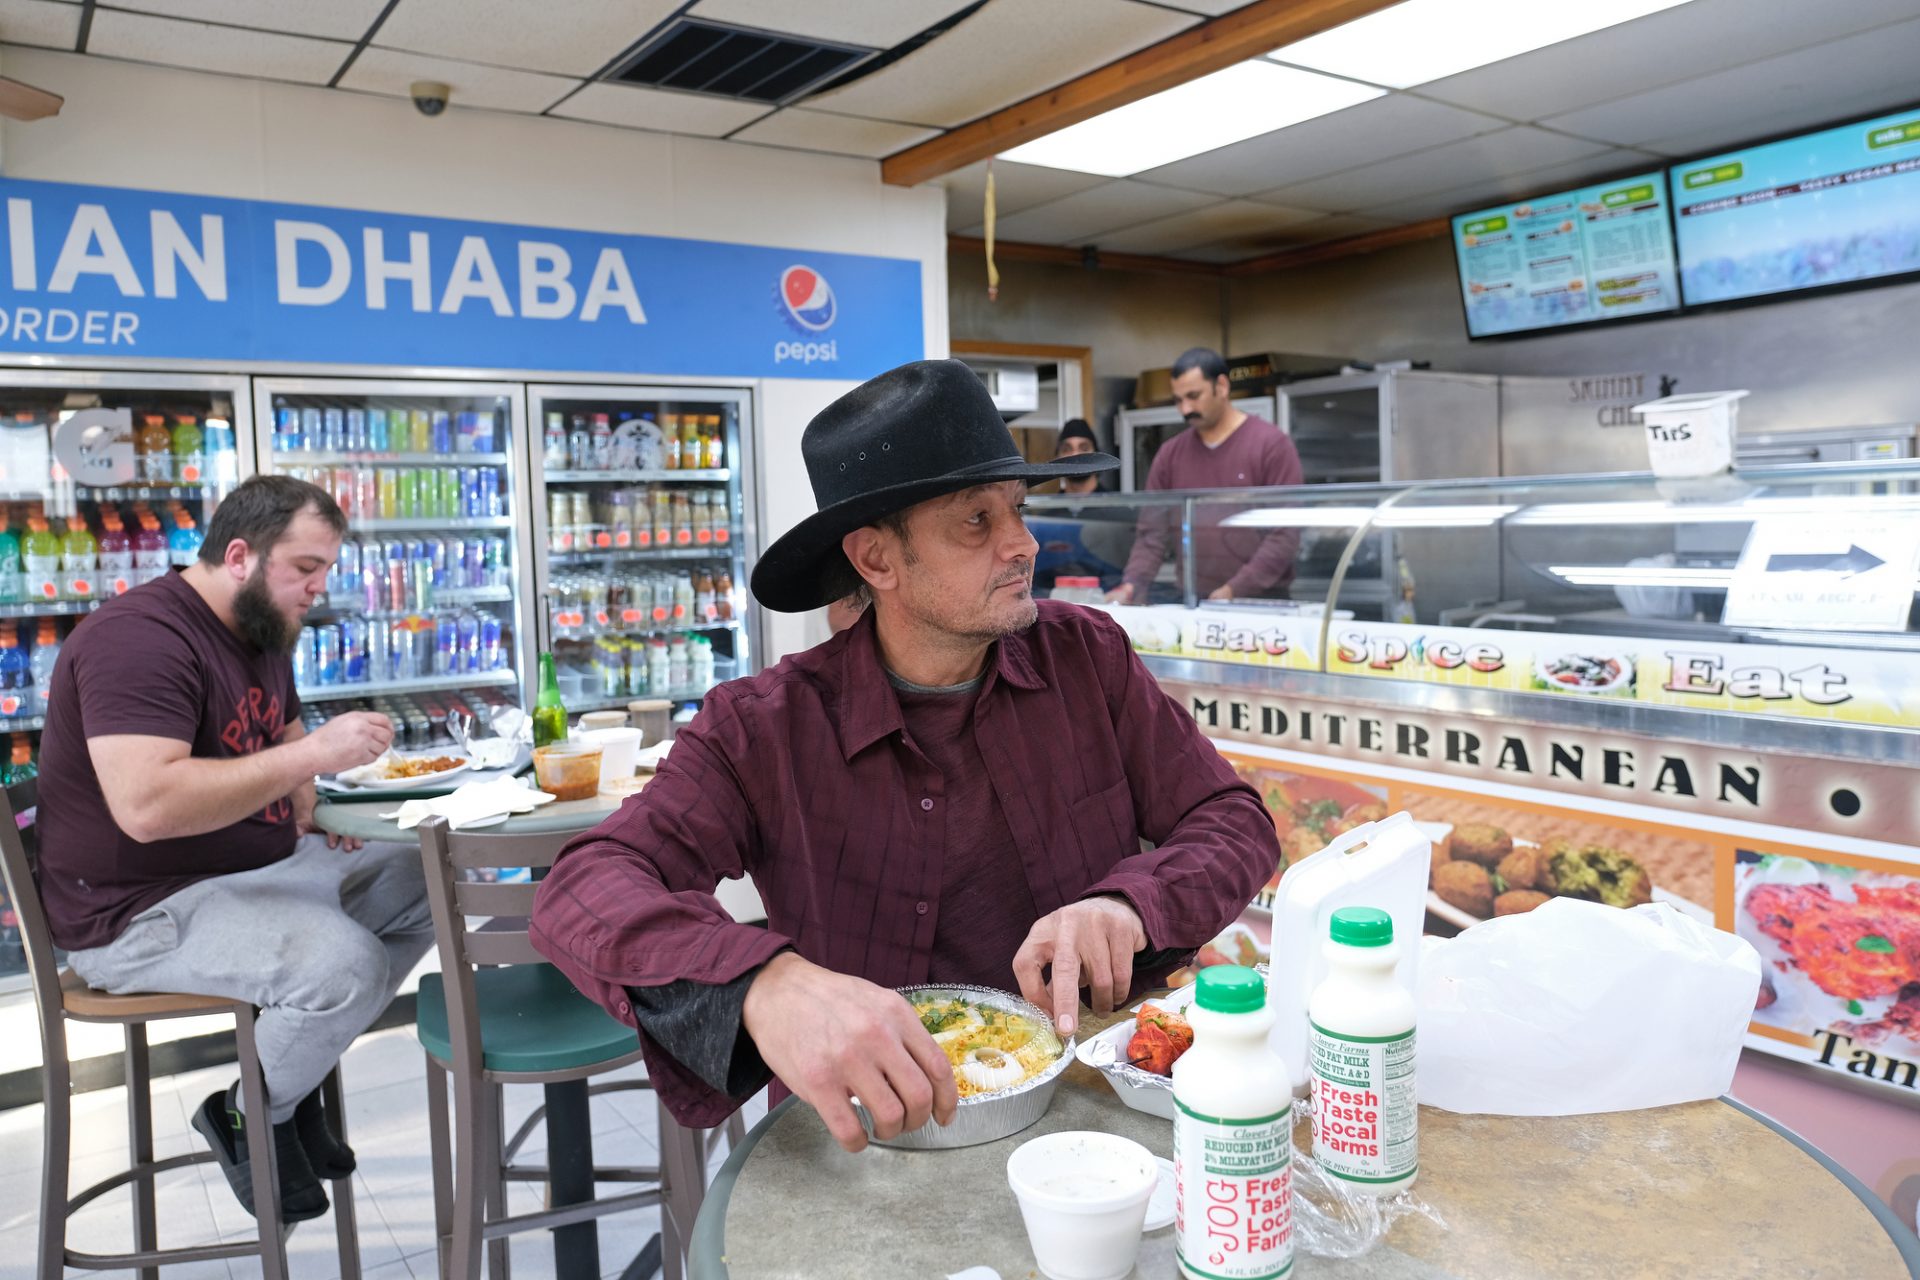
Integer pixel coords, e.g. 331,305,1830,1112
1026,459,1920,1137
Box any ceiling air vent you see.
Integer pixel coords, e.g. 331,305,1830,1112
610,18,873,104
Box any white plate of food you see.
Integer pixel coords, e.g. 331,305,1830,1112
1533,650,1635,695
334,751,473,790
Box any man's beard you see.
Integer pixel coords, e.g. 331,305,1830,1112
233,566,301,654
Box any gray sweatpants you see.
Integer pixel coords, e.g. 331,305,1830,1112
67,835,435,1123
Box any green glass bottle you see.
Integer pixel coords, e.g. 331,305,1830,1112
532,652,568,748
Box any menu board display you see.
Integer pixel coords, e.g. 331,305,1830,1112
1673,105,1920,306
1452,171,1680,338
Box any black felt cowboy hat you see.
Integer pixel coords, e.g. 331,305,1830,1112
750,359,1118,613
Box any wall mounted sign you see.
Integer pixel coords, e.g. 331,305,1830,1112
0,177,925,379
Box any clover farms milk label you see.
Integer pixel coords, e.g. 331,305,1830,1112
1309,1022,1417,1185
1173,1100,1293,1279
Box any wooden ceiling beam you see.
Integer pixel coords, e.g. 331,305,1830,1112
947,235,1225,278
881,0,1403,188
1222,218,1451,274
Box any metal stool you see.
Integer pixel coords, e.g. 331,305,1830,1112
0,778,361,1280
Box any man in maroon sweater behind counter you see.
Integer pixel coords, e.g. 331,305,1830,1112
530,359,1277,1154
1110,347,1303,603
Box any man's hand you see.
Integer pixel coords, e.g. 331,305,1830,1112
294,803,363,851
742,952,958,1154
1012,897,1148,1036
1208,583,1235,601
1103,582,1136,605
299,711,394,775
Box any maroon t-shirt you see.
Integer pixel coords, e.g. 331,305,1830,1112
37,571,301,951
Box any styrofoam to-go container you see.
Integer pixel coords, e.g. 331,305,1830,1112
581,726,642,789
1006,1130,1159,1280
1268,812,1431,1097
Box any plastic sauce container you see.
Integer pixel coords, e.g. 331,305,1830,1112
533,742,602,802
1006,1130,1158,1280
1309,906,1417,1195
1173,965,1294,1280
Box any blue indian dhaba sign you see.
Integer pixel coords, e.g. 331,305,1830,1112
0,177,924,378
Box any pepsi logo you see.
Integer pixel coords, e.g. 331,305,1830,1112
779,265,837,333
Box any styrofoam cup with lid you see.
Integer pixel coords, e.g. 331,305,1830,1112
1006,1130,1158,1280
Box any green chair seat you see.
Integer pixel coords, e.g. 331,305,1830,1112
416,964,640,1074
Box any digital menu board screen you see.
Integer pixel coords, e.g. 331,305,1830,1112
1452,171,1680,338
1673,106,1920,307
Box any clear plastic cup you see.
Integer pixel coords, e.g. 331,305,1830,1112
1006,1131,1158,1280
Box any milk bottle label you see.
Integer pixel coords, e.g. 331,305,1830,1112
1173,1101,1293,1279
1309,1023,1417,1184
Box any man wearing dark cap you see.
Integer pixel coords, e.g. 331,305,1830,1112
1052,418,1102,496
532,359,1276,1153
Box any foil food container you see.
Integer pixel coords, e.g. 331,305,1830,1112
1076,985,1196,1120
855,984,1076,1150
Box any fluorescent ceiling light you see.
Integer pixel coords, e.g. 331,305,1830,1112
998,60,1383,178
1271,0,1696,89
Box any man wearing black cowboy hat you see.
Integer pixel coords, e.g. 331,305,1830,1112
532,359,1277,1153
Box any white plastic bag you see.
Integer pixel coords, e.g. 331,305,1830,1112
1417,898,1761,1115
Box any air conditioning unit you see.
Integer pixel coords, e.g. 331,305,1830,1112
971,364,1040,415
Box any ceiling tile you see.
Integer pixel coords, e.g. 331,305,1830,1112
802,0,1197,127
0,0,81,51
1355,148,1662,223
1539,17,1920,152
549,81,773,136
1096,200,1323,255
687,0,976,50
375,0,681,77
989,180,1216,244
941,159,1115,231
1137,93,1508,197
1250,126,1613,212
730,107,939,158
339,48,579,114
87,9,349,84
1416,0,1920,123
106,0,390,41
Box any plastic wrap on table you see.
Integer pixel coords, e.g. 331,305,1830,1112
1287,1097,1446,1259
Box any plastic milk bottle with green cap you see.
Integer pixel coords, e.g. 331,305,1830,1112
1172,965,1294,1280
1309,906,1418,1195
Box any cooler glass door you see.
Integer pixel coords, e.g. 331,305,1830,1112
249,377,532,751
526,384,755,721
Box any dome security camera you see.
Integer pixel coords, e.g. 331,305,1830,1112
410,81,450,117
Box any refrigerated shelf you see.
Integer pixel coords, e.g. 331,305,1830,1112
294,453,510,467
0,715,46,733
0,485,221,502
0,600,105,618
546,469,731,483
562,685,718,714
343,516,515,532
311,586,515,615
298,670,518,702
548,541,739,566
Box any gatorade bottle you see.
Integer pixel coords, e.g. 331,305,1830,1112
97,513,133,596
1173,966,1294,1280
22,517,61,603
1308,907,1418,1195
5,732,32,781
135,413,173,484
0,625,29,718
61,516,98,601
132,513,168,585
171,414,205,485
29,620,59,715
169,511,203,568
0,515,20,604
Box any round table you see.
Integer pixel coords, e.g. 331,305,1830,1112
690,1007,1919,1280
310,791,625,843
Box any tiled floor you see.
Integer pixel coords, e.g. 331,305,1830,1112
0,1027,768,1280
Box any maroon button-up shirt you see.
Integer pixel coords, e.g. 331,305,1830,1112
530,600,1277,1126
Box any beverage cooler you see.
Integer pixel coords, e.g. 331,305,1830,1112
0,369,253,978
251,377,535,748
526,383,754,718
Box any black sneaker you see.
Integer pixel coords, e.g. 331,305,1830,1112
191,1085,330,1223
294,1085,357,1180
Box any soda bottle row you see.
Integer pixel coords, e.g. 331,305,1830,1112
541,410,726,472
546,486,729,553
300,687,516,752
272,405,501,455
325,535,513,616
0,501,200,604
546,568,736,640
130,412,239,488
294,608,511,690
0,619,64,717
280,464,508,523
